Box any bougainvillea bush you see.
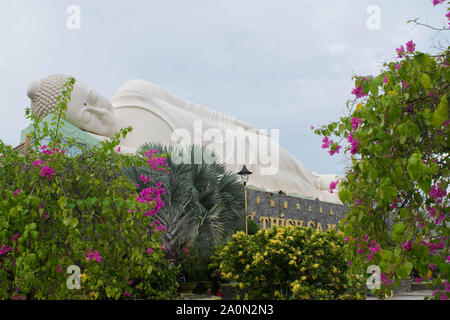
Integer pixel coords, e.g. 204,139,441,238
0,79,178,299
315,2,449,299
213,227,365,300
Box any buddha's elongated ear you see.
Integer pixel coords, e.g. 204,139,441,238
27,80,41,100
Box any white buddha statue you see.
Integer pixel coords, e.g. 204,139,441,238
27,75,342,203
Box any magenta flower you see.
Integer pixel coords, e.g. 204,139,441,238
396,45,405,58
433,0,445,6
351,85,366,98
351,117,363,130
402,240,413,251
321,136,331,149
406,40,416,53
32,159,44,168
123,291,131,297
328,144,341,156
347,261,352,267
40,166,56,180
440,294,448,300
147,248,153,254
140,175,149,184
347,132,360,155
383,75,388,84
329,180,339,194
57,265,63,273
85,248,102,262
13,189,21,196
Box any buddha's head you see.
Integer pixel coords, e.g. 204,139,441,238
27,74,118,137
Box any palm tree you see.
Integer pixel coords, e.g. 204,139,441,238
124,143,244,264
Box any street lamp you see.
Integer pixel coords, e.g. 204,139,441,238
237,165,252,235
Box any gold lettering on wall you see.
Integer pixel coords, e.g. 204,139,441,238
256,197,261,206
270,200,276,208
283,201,288,209
327,224,337,231
308,205,312,212
269,217,279,228
329,208,334,216
316,222,323,233
256,215,334,234
259,216,270,229
249,212,256,220
319,207,323,214
296,203,300,211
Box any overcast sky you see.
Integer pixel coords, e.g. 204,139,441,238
0,0,448,175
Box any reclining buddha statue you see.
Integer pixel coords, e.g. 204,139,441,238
27,74,342,203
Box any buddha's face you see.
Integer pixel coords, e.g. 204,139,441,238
67,81,118,137
28,75,118,137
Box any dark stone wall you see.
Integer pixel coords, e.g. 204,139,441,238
246,188,347,232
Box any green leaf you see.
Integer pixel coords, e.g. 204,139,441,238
432,94,448,128
419,74,431,89
398,261,413,279
58,196,67,210
392,223,405,242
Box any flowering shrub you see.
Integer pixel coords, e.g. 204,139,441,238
179,244,203,282
314,3,449,299
0,78,178,299
213,227,365,300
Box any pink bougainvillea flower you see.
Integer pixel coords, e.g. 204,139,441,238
347,132,359,155
321,136,331,149
147,248,153,254
13,189,21,196
40,166,56,180
57,265,63,273
85,248,102,262
329,180,339,193
328,144,341,156
396,45,405,58
406,40,416,53
32,159,44,168
402,240,413,251
383,74,388,84
433,0,445,6
351,117,363,130
123,292,131,297
395,63,401,71
351,85,366,98
440,294,449,300
140,175,149,184
0,244,12,255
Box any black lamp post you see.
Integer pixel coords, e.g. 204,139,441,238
237,165,252,235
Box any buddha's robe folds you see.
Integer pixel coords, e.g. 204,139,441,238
98,79,341,203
